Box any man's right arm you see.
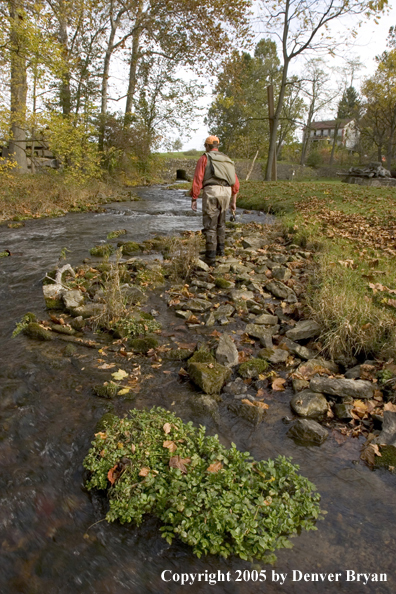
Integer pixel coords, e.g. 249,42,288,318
190,155,207,210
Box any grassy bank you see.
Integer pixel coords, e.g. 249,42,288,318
0,173,138,224
238,180,396,360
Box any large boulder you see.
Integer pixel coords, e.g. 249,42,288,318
287,419,328,444
310,377,374,400
187,361,231,394
216,334,239,368
285,320,321,341
290,390,328,418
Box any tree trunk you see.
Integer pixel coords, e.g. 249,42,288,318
58,14,71,116
125,2,143,124
99,24,117,152
266,61,289,181
9,0,28,172
378,145,382,162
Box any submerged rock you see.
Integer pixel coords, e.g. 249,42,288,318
290,390,328,418
228,400,267,425
223,378,248,395
93,384,120,399
287,419,328,444
163,348,193,361
216,334,239,368
129,336,159,354
24,322,54,341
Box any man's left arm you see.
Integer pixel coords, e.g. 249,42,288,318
230,173,240,211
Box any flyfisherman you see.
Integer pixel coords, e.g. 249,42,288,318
190,136,239,266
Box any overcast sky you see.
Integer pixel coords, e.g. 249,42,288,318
182,2,396,151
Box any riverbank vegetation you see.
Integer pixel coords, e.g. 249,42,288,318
238,181,396,359
84,407,322,563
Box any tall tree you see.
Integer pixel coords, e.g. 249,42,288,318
361,49,396,168
329,86,360,164
259,0,389,180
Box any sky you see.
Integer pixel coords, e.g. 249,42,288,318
182,1,396,151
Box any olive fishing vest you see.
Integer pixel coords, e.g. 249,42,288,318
203,151,236,187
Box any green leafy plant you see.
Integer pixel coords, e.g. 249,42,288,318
12,312,37,337
84,407,322,562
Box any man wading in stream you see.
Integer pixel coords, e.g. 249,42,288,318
190,136,239,266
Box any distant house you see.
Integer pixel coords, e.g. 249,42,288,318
303,119,359,150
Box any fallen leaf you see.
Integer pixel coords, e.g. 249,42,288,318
107,465,118,485
139,467,150,477
163,440,177,452
241,398,254,407
163,423,171,434
254,401,269,410
117,387,131,395
384,402,396,412
112,369,129,381
207,461,223,473
169,455,189,474
95,432,107,440
272,377,286,391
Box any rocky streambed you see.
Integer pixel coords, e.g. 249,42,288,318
1,186,396,594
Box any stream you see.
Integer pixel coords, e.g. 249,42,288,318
0,185,395,594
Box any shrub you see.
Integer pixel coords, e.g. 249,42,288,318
84,407,322,562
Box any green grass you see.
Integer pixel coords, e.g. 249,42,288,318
237,180,396,359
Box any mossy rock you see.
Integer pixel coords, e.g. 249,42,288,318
215,277,233,289
189,348,216,364
93,383,120,399
140,311,154,320
90,244,114,257
119,241,140,255
45,297,64,310
164,348,193,361
129,336,159,354
63,343,78,356
107,229,127,240
95,412,118,432
239,358,269,379
135,268,165,288
257,348,273,360
375,445,396,470
23,322,54,341
50,323,76,336
188,361,231,394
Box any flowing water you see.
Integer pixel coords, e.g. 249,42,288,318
0,186,395,594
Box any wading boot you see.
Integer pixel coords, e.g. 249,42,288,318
205,250,217,267
216,244,225,257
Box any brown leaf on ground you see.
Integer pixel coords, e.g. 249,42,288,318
209,330,221,337
163,440,177,453
254,401,269,410
107,465,118,485
384,402,396,412
272,377,286,391
241,399,254,407
139,467,150,477
238,350,251,363
169,455,190,474
207,461,223,473
163,423,171,434
361,444,381,467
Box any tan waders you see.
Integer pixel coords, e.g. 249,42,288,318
202,185,231,265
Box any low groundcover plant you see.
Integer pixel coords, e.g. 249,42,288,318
84,407,323,562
